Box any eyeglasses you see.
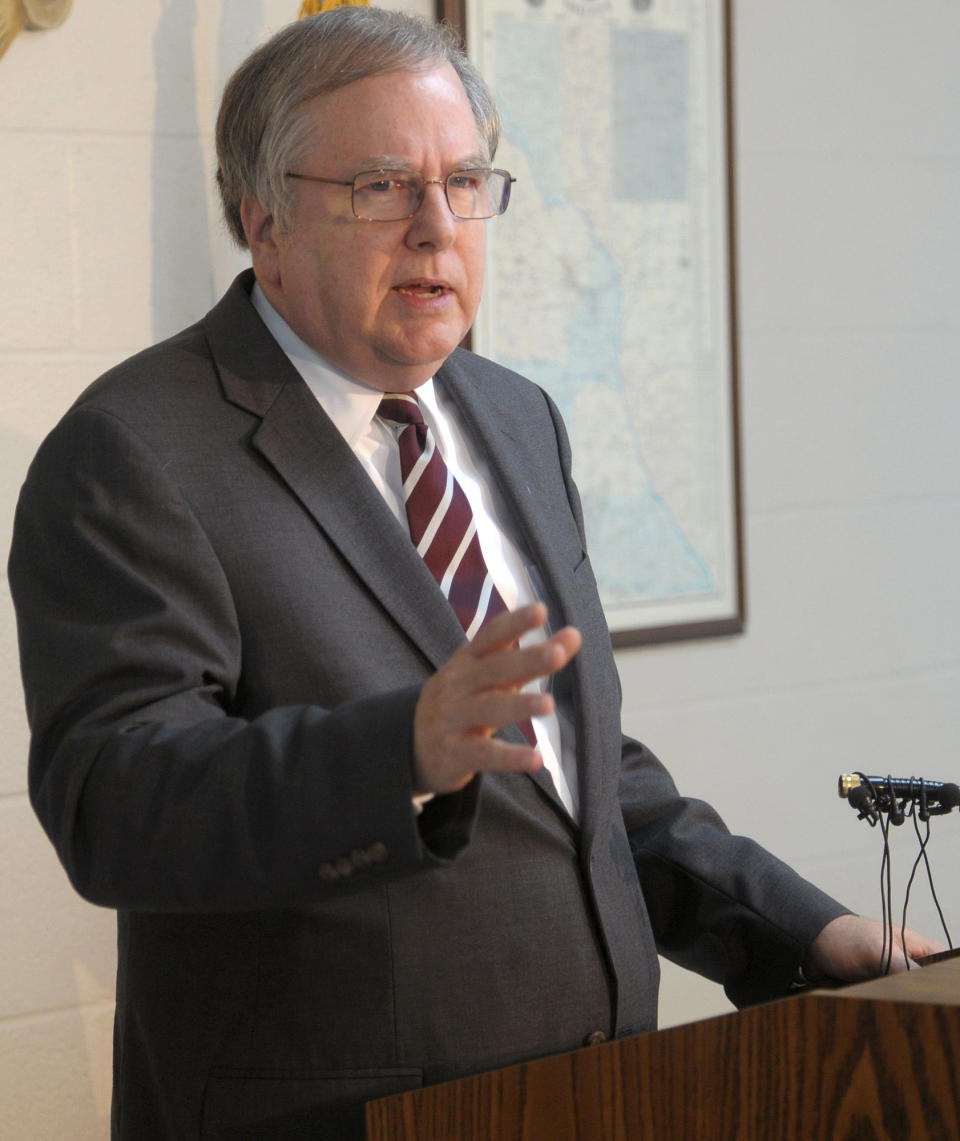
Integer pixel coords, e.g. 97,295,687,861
284,167,515,222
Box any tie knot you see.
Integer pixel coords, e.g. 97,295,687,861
378,392,424,428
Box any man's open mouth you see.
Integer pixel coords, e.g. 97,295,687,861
395,282,447,297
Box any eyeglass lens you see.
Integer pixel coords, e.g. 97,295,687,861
352,170,510,221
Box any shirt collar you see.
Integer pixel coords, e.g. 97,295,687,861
250,281,436,447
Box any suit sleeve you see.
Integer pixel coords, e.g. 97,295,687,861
9,405,477,913
540,382,848,1006
618,737,849,1006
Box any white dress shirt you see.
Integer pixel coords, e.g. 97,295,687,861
251,284,578,818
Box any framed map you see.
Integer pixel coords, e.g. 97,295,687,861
441,0,744,646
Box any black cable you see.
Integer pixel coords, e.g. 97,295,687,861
846,770,956,970
863,775,895,975
910,796,954,949
900,793,926,970
878,801,894,975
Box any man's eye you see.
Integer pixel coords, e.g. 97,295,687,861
362,175,416,194
448,173,482,190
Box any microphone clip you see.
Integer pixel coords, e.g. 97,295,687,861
838,772,960,825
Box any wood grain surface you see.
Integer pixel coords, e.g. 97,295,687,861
367,957,960,1141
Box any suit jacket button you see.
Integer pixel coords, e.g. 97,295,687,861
584,1031,607,1047
317,862,339,882
335,855,354,877
351,843,383,869
368,841,388,863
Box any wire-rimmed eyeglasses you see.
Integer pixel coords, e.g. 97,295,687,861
284,167,515,222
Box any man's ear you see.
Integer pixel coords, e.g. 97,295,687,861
241,196,281,286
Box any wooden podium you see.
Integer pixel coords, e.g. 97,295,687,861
366,956,960,1140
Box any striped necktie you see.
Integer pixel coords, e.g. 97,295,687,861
378,391,510,639
378,392,538,751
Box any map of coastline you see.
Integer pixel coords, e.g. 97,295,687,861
470,3,737,631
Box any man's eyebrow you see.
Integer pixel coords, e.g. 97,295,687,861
350,153,492,171
453,154,493,170
352,155,410,171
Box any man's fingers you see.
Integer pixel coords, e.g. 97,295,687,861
463,611,582,695
468,601,550,655
456,686,555,734
420,685,554,754
460,600,582,673
412,700,545,795
901,929,946,964
544,625,583,668
465,634,579,696
447,734,543,774
805,914,947,982
412,604,581,796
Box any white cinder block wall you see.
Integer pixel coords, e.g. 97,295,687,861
622,2,960,1023
1,3,957,1136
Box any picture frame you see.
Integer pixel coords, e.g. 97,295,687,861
439,0,744,647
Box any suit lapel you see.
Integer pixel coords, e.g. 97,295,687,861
202,274,466,671
255,387,467,669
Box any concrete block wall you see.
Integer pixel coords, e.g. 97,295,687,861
1,1,957,1135
0,3,348,1135
623,2,960,1024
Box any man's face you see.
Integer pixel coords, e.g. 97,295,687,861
245,63,488,391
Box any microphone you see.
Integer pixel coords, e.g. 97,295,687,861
839,773,960,821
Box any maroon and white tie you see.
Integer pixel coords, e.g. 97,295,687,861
379,392,537,748
378,392,510,639
378,392,540,752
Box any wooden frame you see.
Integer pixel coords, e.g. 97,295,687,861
439,0,745,647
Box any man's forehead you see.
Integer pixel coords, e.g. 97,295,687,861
297,69,486,167
302,63,466,110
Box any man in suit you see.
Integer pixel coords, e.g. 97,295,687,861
8,8,940,1140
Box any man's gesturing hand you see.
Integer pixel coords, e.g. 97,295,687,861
413,603,582,796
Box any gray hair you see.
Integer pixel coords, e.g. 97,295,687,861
215,7,500,247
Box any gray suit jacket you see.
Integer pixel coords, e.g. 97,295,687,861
9,272,845,1140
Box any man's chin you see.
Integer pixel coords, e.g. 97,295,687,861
373,331,471,384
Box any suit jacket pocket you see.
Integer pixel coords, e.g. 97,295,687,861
201,1066,423,1141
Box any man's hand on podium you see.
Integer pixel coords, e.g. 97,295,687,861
802,914,946,983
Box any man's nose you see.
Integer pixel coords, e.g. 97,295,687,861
404,179,458,249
